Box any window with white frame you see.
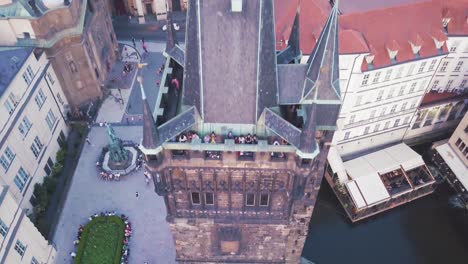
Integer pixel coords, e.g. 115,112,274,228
374,124,380,132
0,147,15,171
30,136,43,158
372,72,381,84
428,59,437,71
45,109,56,130
47,72,55,85
22,65,34,85
14,167,29,192
363,126,370,135
0,218,8,237
370,110,376,119
349,115,356,124
398,85,406,96
384,69,392,81
380,107,387,116
376,90,384,101
396,66,404,78
384,121,390,129
431,80,440,90
394,119,400,127
446,80,454,90
355,95,363,106
401,102,408,111
57,93,64,105
407,64,416,76
419,80,427,91
344,131,351,140
387,87,395,98
440,61,449,72
31,257,39,264
8,93,18,107
460,80,467,89
4,101,14,115
409,82,417,93
410,99,418,109
14,239,26,257
34,89,46,109
390,104,397,113
418,62,427,73
18,116,32,137
454,61,463,72
361,74,370,86
403,116,410,124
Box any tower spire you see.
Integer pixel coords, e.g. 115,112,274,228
165,0,179,53
139,76,160,148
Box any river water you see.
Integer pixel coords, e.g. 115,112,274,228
302,182,468,264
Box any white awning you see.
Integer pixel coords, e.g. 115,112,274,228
363,150,400,174
355,173,390,205
327,147,348,183
436,143,468,190
384,143,425,171
345,181,367,209
344,157,375,180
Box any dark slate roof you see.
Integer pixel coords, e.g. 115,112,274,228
165,11,179,53
158,107,197,143
141,83,160,149
167,45,185,66
199,0,260,124
315,103,340,128
256,0,279,120
182,0,201,112
299,105,317,153
278,64,308,104
276,7,301,64
302,2,341,102
0,47,33,97
264,108,301,149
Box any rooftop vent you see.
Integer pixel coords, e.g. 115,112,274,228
231,0,242,12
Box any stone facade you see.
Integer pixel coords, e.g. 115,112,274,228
145,132,332,263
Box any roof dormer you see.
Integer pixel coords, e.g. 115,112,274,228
386,40,399,64
409,34,423,58
431,28,447,53
442,8,451,33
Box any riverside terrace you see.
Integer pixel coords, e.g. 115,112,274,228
325,143,436,222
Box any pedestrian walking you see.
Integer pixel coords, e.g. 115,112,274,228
85,137,91,145
143,43,148,53
141,37,145,44
126,117,129,125
131,37,136,48
135,191,139,198
128,15,132,23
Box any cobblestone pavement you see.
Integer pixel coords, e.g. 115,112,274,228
52,126,176,264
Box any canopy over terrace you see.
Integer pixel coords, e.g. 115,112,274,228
436,143,468,190
384,143,425,171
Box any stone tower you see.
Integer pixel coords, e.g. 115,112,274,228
140,0,341,263
0,0,118,107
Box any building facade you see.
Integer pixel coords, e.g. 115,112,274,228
141,0,340,263
275,0,468,159
0,185,56,264
112,0,187,20
0,47,69,210
0,0,118,108
432,112,468,206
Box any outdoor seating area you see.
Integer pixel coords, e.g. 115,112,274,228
379,170,411,195
327,143,436,221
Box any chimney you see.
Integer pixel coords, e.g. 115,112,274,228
231,0,242,12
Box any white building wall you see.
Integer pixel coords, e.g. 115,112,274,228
0,50,69,209
0,186,56,264
0,20,17,46
332,53,445,158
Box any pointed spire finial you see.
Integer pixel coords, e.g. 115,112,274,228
137,76,146,100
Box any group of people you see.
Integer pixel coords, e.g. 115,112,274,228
95,150,144,181
122,62,133,76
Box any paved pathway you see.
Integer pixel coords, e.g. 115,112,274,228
52,126,176,264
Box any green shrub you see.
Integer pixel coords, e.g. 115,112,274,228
51,163,63,177
56,149,67,164
43,176,57,194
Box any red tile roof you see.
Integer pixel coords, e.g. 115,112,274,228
274,0,467,70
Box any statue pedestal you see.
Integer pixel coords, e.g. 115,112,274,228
102,147,138,175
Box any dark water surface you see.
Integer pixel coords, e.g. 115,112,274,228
302,182,468,264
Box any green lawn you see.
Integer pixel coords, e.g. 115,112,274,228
74,216,125,264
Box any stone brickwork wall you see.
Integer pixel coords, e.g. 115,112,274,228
171,219,290,263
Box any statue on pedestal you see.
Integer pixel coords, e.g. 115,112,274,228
106,124,129,163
